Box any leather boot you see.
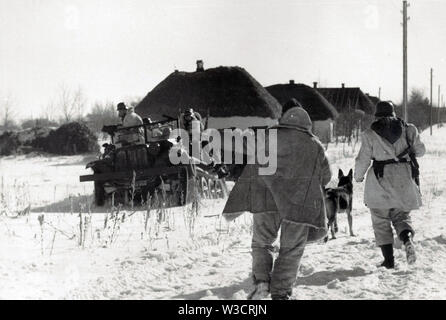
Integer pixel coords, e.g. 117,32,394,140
379,244,395,269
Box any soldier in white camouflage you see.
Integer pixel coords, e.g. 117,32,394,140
116,102,144,145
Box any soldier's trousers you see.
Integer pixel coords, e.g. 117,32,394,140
370,208,415,246
251,212,309,298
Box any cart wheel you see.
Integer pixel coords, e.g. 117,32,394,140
94,182,105,206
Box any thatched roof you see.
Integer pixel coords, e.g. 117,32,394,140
265,82,338,121
317,87,376,115
136,66,282,120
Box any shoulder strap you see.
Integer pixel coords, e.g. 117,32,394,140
395,120,412,159
404,122,411,147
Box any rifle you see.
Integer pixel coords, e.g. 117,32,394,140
162,114,177,121
408,151,420,188
403,122,421,189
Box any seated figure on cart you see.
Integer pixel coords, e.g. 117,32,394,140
115,102,145,146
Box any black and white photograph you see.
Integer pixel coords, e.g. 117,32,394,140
0,0,445,302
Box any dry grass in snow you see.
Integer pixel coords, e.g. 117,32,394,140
0,127,446,299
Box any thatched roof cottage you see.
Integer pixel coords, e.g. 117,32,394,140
265,81,338,144
315,83,375,115
135,62,282,129
315,83,376,138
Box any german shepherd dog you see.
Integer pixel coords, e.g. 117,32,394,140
324,169,355,242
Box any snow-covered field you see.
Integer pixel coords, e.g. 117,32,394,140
1,127,446,300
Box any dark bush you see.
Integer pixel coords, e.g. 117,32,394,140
36,122,99,155
0,131,20,156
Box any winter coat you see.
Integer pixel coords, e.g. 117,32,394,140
123,109,143,127
354,119,425,210
120,109,144,142
222,107,332,242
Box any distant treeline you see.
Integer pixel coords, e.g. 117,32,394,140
394,89,446,131
1,83,141,136
0,101,124,136
0,97,141,156
332,88,446,144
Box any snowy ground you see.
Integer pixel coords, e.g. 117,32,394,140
1,127,446,300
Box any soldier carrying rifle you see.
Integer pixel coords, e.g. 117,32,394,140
355,101,425,269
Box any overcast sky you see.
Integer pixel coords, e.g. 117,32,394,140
1,0,445,119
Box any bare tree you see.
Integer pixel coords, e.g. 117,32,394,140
72,86,87,121
57,84,87,123
42,99,57,122
58,84,74,122
85,101,117,133
0,95,18,130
